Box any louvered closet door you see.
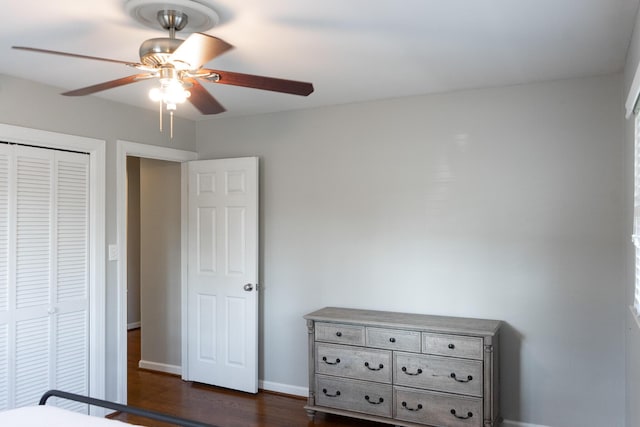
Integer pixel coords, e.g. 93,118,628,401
0,144,89,412
0,145,9,410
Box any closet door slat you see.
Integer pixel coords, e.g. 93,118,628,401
15,316,50,407
15,154,51,310
0,149,8,314
56,159,88,303
0,324,7,410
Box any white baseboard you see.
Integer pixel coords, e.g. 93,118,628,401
127,321,141,330
502,420,552,427
138,360,181,376
259,380,307,397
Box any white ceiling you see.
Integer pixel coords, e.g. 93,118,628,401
1,0,639,120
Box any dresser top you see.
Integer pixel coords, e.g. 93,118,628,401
304,307,501,336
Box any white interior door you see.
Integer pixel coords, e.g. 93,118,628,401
185,157,258,393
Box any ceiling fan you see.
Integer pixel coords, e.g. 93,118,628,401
12,3,314,135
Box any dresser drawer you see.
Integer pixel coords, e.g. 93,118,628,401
394,352,483,397
394,386,482,427
422,332,483,360
316,322,365,345
316,375,392,417
366,327,421,352
316,343,392,383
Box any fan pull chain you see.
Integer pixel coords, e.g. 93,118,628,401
170,111,174,139
159,101,163,132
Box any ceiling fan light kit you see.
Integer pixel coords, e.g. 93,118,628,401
12,0,314,138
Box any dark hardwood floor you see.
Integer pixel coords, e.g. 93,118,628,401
110,329,383,427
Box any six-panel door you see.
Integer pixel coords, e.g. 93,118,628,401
186,157,259,393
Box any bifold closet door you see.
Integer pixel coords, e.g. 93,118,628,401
0,144,90,412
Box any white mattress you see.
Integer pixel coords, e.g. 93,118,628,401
0,405,141,426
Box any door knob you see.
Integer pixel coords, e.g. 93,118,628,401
243,283,254,291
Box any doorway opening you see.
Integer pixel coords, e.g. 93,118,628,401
126,156,182,379
116,140,197,404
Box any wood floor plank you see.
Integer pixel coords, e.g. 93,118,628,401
109,329,383,427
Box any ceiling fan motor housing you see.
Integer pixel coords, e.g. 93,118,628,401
138,9,190,67
139,37,184,66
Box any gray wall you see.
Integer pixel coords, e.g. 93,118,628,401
623,6,640,427
139,158,182,367
127,156,141,328
196,74,626,427
0,68,631,426
0,72,196,399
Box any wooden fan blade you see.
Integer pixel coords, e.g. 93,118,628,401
202,69,314,96
170,33,233,70
186,79,226,114
62,74,151,96
12,46,141,67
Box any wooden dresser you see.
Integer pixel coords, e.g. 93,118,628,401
304,307,501,427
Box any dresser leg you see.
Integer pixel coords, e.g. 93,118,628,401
305,409,316,420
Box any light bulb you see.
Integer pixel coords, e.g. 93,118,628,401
174,90,189,104
149,87,162,102
162,79,189,105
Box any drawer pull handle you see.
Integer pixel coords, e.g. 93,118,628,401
401,401,423,412
364,362,384,371
322,356,341,365
389,337,396,343
322,388,341,397
450,409,473,419
335,332,342,337
448,343,455,349
364,395,384,405
401,366,423,376
450,373,473,383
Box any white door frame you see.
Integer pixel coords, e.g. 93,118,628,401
0,123,106,405
115,140,197,404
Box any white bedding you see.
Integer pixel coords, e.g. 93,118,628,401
0,405,141,426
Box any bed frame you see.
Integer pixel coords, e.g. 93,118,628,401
39,390,219,427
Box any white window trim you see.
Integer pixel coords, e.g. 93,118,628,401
626,61,640,118
633,114,640,317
